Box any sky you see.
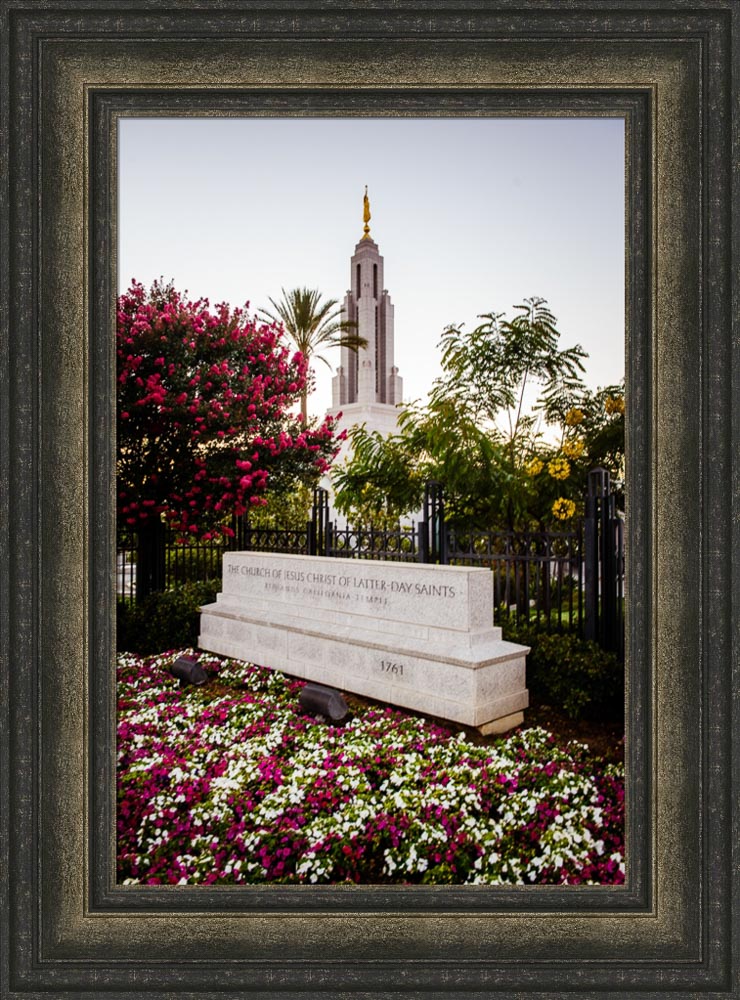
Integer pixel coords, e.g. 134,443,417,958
118,117,624,423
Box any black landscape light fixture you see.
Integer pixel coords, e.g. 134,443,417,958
298,683,350,723
170,654,209,687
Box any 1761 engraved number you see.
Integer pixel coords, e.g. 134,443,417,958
380,660,404,676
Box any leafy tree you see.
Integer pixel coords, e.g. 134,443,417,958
333,298,624,531
332,418,426,527
245,481,315,529
117,279,340,544
333,400,530,530
259,287,367,422
430,297,587,464
570,382,625,484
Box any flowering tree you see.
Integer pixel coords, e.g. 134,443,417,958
117,279,340,553
523,384,625,526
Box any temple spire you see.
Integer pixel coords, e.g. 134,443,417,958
362,185,371,239
332,198,403,412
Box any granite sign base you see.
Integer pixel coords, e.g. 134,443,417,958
199,552,529,734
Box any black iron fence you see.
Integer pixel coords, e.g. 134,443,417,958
235,524,311,555
327,523,420,561
446,526,584,633
118,474,624,658
117,525,229,596
583,468,625,662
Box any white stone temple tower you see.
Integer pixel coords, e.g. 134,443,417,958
328,188,403,440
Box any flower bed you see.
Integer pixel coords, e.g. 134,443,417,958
117,650,625,886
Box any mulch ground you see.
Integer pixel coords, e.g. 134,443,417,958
511,703,624,766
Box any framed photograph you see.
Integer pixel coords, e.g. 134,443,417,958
1,2,737,997
114,114,628,888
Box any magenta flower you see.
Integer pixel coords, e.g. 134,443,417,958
117,650,625,887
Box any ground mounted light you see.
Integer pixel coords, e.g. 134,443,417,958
170,655,209,687
298,683,350,723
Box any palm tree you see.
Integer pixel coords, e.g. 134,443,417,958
259,287,367,422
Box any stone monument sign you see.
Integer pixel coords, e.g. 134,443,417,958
199,552,529,734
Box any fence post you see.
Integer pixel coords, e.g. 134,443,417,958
135,517,166,602
613,513,625,662
600,487,625,661
417,519,428,563
584,469,605,641
306,517,315,555
422,480,447,564
438,488,449,565
583,468,623,658
311,487,330,556
541,534,552,620
600,481,616,652
518,555,530,618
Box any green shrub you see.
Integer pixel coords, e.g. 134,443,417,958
117,580,220,655
501,620,623,722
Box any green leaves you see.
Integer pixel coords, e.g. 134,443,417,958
430,297,587,455
259,287,367,421
502,623,624,723
330,296,623,531
332,423,424,526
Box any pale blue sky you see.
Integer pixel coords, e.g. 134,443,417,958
119,117,624,419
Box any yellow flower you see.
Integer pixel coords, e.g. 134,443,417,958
605,395,625,415
547,457,571,481
525,457,544,476
552,497,576,521
562,438,584,460
564,407,585,427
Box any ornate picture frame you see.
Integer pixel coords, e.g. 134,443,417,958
1,3,736,996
